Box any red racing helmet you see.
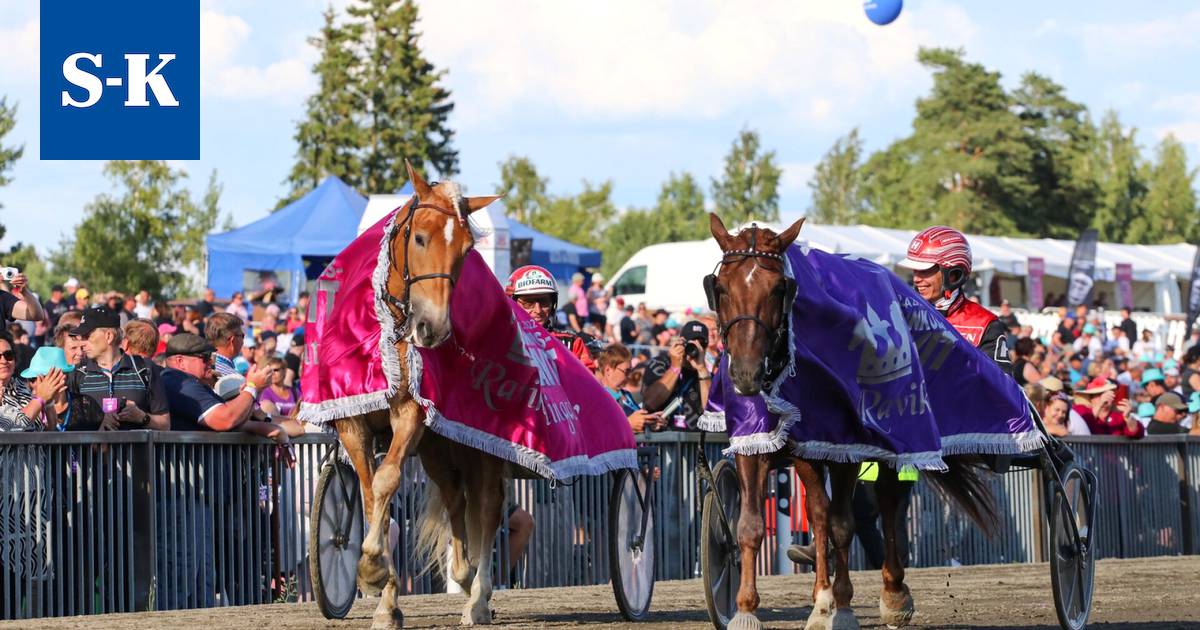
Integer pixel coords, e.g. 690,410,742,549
506,265,558,306
898,226,973,290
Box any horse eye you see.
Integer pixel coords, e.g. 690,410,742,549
414,234,427,247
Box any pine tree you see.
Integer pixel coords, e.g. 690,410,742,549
348,0,458,193
808,128,866,225
279,8,365,209
1130,134,1198,244
1090,110,1146,243
0,97,25,237
711,129,782,225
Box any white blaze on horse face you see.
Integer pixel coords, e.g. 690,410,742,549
444,216,455,246
745,266,756,285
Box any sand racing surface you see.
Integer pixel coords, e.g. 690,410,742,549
7,556,1198,629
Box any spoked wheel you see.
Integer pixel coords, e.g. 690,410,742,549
701,459,742,630
1048,463,1097,630
309,458,364,620
609,468,656,621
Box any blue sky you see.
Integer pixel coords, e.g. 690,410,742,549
3,0,1200,257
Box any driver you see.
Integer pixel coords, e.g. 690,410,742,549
505,265,597,371
897,226,1010,370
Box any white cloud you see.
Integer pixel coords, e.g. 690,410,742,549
780,161,815,193
0,17,39,84
412,0,978,128
1078,10,1200,64
200,9,314,102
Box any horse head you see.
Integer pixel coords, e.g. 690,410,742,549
386,161,500,348
706,213,804,396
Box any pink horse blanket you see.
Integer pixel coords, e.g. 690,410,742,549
297,208,636,479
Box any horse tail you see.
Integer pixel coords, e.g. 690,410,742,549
924,455,998,536
413,482,451,578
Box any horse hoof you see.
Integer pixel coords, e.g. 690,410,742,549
880,586,914,628
728,612,763,630
830,608,860,630
371,608,404,630
357,555,390,596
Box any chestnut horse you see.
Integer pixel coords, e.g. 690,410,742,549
705,213,995,630
334,162,507,629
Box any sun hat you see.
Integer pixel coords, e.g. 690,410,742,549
214,374,246,402
1141,368,1165,385
19,347,76,379
1136,402,1156,418
1039,375,1065,393
1082,324,1096,335
1077,376,1115,395
1189,392,1200,414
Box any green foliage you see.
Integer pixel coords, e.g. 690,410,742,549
812,47,1199,246
349,0,458,192
53,161,223,298
279,8,366,209
711,129,782,225
807,128,866,224
281,0,457,205
531,180,616,250
0,96,27,245
2,243,52,298
1130,134,1198,244
495,155,548,224
651,172,709,242
599,208,657,277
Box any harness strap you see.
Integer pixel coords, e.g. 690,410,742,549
386,195,471,340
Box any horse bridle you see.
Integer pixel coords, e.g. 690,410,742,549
383,193,470,339
703,227,796,382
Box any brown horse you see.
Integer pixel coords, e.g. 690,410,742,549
334,162,508,629
706,213,995,630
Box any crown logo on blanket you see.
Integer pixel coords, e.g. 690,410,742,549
849,301,913,385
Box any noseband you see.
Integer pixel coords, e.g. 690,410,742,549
383,194,469,339
703,227,796,383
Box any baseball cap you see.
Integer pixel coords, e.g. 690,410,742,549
681,320,710,346
70,306,121,337
1141,368,1165,385
165,333,215,357
1155,392,1187,412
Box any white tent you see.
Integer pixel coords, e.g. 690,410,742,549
606,221,1198,313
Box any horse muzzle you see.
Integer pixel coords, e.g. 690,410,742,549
728,358,765,396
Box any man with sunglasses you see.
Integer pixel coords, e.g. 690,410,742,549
66,306,169,430
505,265,596,370
160,333,270,432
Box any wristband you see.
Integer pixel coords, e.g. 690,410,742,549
243,385,260,399
668,367,682,378
31,396,45,407
697,374,712,381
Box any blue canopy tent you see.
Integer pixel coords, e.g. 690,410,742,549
206,176,367,305
506,219,602,283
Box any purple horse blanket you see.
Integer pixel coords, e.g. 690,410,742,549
700,246,1042,470
298,207,636,480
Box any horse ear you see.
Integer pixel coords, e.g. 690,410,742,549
405,160,433,198
464,195,502,214
777,217,805,249
709,213,733,250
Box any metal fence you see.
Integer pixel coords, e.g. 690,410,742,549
1,432,1197,621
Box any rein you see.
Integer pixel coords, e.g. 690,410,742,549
383,194,470,340
708,227,794,384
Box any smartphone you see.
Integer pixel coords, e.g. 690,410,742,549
1114,384,1128,406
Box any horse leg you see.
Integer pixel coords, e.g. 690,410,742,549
334,415,378,588
364,401,425,630
420,437,473,593
795,459,834,630
876,467,915,628
727,453,768,630
827,462,860,630
460,451,506,625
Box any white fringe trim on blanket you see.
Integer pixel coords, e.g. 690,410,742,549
373,209,405,398
297,391,390,424
405,345,634,480
791,440,951,472
697,411,727,433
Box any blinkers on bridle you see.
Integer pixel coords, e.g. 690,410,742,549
383,193,470,339
703,226,796,382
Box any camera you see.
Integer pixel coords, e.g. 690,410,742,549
0,267,19,282
685,341,701,363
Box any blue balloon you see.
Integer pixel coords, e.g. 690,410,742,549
864,0,903,26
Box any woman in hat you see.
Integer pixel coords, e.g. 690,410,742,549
0,334,68,432
1071,376,1143,438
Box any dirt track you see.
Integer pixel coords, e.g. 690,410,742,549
6,556,1199,629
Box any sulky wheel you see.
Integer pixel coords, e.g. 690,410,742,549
309,458,364,620
1049,462,1097,630
609,467,656,621
701,459,742,630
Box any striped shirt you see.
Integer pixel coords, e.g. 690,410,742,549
68,353,169,423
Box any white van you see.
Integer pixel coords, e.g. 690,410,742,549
605,239,724,312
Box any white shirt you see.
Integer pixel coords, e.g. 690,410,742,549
133,303,154,319
1066,409,1092,436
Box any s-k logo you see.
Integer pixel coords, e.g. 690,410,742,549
40,0,199,160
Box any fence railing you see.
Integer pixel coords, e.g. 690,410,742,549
1,432,1196,620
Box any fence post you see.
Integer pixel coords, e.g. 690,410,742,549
131,434,157,611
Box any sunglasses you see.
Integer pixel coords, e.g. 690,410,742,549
0,350,14,361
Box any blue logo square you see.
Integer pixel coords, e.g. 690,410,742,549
40,0,200,160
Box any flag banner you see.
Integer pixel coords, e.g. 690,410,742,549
1028,257,1045,311
1115,263,1133,311
1066,229,1098,308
